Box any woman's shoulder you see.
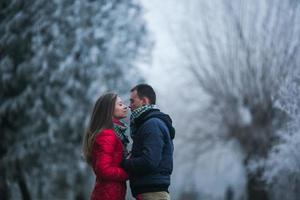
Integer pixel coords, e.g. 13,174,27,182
101,128,115,135
95,129,117,141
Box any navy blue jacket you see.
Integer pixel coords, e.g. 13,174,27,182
122,109,175,196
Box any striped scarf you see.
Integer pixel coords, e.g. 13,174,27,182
131,104,158,120
113,120,129,158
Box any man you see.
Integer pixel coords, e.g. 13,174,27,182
122,84,175,200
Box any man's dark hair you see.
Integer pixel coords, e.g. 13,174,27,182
131,84,156,104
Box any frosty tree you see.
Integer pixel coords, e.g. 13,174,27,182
173,0,300,199
0,0,149,199
263,67,300,200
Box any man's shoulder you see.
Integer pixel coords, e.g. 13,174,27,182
140,117,169,137
142,111,175,139
143,111,172,126
142,117,165,127
134,109,172,132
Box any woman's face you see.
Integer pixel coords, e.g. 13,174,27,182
113,96,128,119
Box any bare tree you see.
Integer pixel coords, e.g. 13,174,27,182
173,0,300,199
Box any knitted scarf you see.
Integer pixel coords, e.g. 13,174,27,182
131,104,158,121
113,119,129,158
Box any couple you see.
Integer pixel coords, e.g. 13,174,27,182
82,84,175,200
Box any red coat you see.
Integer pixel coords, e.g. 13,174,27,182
91,129,128,200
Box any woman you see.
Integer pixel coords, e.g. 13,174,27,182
82,93,129,200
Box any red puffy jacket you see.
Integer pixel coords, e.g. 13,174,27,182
91,129,128,200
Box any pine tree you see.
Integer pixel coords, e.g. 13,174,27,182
0,0,150,199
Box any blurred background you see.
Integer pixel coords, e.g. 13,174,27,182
1,0,300,200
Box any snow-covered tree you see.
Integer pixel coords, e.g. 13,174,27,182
0,0,149,199
263,67,300,200
169,0,300,199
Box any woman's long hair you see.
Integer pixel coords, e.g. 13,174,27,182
82,93,117,165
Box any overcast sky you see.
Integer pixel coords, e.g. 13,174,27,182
138,0,185,102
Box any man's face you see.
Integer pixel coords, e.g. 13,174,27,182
129,90,144,111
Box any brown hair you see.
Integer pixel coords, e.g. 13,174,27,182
82,92,117,165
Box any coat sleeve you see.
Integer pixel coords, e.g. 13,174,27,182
122,119,165,175
94,130,128,181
